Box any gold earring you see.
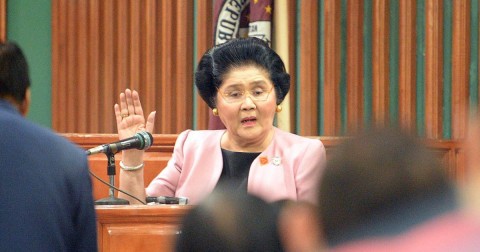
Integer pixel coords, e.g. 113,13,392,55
212,108,219,116
276,105,282,112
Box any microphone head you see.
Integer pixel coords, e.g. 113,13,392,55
136,131,153,150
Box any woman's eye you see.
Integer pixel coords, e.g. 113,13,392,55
228,91,242,97
252,90,264,96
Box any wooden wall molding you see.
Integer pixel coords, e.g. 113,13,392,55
63,133,466,201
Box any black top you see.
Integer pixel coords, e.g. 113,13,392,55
217,148,261,192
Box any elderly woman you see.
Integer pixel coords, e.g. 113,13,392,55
115,37,326,205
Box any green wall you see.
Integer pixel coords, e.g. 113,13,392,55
7,0,52,128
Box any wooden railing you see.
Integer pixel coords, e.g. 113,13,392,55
62,133,466,201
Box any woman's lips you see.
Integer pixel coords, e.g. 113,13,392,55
241,116,257,126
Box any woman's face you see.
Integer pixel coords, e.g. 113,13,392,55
216,65,277,145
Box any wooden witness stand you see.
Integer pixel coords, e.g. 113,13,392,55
96,205,192,252
63,133,466,252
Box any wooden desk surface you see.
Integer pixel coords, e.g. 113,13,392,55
96,204,193,222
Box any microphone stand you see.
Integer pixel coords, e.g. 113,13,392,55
95,149,129,205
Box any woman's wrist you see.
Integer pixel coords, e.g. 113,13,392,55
119,161,144,171
122,149,144,164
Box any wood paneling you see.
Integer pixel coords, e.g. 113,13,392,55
50,0,479,140
372,0,390,127
52,1,194,134
0,0,6,42
323,0,341,136
194,0,213,130
298,0,319,136
452,0,471,139
398,0,417,132
96,205,192,252
424,0,443,138
287,0,297,132
346,0,364,135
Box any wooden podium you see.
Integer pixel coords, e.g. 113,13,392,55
96,205,193,252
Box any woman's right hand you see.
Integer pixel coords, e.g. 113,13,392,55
114,89,156,164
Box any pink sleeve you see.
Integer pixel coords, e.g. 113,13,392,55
295,139,326,204
145,130,190,197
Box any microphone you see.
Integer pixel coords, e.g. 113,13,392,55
86,131,153,155
146,196,189,205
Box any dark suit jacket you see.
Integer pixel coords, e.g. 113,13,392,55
0,99,97,251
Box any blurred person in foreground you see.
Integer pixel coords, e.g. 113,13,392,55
277,200,324,252
0,41,97,251
316,127,480,251
175,185,284,252
114,37,326,205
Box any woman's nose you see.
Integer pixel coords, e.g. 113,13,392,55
241,95,256,110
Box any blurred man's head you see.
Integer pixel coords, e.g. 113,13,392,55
318,127,455,246
0,41,31,116
176,186,284,252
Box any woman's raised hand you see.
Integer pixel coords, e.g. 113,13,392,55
115,89,155,202
114,89,156,141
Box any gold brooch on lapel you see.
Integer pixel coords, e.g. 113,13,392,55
259,156,269,165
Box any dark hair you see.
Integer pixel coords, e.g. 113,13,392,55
176,186,284,252
318,127,454,245
0,41,30,103
195,37,290,108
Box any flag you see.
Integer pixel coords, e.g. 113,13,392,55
213,0,250,46
248,0,273,46
210,0,274,130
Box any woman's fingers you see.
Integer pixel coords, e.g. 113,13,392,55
114,103,123,126
132,90,144,117
117,89,152,135
119,91,129,117
145,111,156,133
125,89,135,117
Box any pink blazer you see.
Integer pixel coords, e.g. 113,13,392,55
146,127,326,205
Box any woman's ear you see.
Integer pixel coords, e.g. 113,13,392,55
19,88,31,117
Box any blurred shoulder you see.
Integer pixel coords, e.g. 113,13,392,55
0,109,88,177
1,108,85,158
